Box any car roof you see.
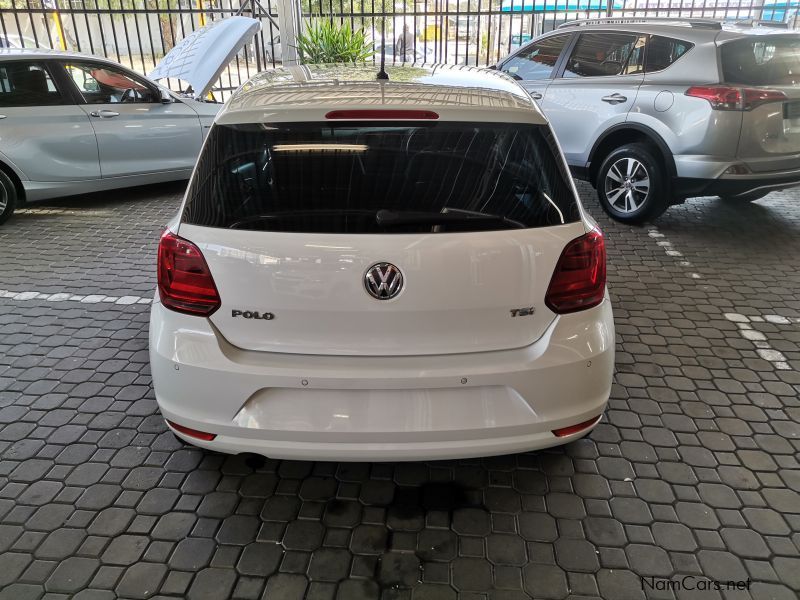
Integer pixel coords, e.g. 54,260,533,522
0,47,124,64
217,63,545,125
548,19,800,43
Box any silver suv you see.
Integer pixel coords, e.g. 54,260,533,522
496,18,800,223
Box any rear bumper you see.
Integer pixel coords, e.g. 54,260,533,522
673,156,800,198
674,172,800,199
149,296,614,461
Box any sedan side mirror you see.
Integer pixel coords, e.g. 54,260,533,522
159,88,173,104
487,64,498,70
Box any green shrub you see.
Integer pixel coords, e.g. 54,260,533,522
296,19,373,64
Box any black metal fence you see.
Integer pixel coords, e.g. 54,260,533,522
0,0,280,97
302,0,799,68
1,0,797,96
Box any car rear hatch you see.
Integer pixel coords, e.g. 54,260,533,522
721,34,800,171
175,116,586,356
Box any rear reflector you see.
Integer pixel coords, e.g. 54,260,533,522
685,86,787,111
552,415,602,438
166,420,217,441
545,229,606,314
325,109,439,120
157,230,221,316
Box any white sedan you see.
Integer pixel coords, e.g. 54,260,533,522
0,17,259,225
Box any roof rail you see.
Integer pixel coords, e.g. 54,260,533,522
733,18,789,29
557,17,723,30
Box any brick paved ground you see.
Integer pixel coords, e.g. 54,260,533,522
0,183,798,600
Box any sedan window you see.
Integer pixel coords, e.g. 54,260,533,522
64,62,158,104
0,62,63,107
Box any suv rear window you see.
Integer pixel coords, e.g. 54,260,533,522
722,36,800,86
182,121,580,233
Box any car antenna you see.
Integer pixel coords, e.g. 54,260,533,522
377,21,389,80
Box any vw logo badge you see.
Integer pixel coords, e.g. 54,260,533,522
364,262,404,300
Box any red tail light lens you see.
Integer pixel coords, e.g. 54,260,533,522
545,230,606,314
552,415,602,438
157,230,221,316
742,87,788,110
685,86,786,111
325,109,439,120
166,420,216,441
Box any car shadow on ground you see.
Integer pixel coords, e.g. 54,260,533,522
14,181,189,221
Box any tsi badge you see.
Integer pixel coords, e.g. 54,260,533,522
510,307,535,317
232,309,274,320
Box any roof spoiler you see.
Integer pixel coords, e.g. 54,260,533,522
557,17,722,30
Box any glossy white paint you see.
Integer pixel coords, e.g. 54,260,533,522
183,222,586,356
149,64,614,460
150,295,614,461
217,64,548,127
148,16,261,99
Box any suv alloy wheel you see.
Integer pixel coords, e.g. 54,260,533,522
597,143,668,224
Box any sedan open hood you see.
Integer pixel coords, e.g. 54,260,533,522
148,16,261,100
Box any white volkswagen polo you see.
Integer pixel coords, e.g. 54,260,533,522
149,64,615,462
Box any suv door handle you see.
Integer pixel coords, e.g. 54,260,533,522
530,91,543,100
90,110,120,118
0,115,6,120
601,93,628,105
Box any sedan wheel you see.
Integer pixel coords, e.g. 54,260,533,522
604,158,650,214
0,170,17,226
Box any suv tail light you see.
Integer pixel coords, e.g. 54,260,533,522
157,230,221,316
545,230,606,314
685,86,787,111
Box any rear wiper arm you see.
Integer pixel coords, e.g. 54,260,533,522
376,209,525,229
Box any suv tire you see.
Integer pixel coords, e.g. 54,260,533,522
0,170,17,226
596,143,668,224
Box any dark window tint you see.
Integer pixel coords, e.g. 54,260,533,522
0,62,63,107
64,62,159,103
722,36,800,86
500,35,570,81
563,33,646,78
645,36,693,72
182,121,580,233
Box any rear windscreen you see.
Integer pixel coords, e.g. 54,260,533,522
181,121,580,233
722,36,800,86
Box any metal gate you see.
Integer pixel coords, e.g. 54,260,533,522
302,0,799,67
1,0,797,94
0,0,280,97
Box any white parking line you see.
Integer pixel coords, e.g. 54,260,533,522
724,313,794,370
0,289,151,305
647,228,795,371
648,228,701,278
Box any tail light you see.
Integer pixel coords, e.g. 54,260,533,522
157,230,221,316
166,420,216,441
325,109,439,120
545,229,606,314
552,415,602,438
685,86,787,111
